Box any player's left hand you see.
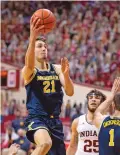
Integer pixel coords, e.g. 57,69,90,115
61,57,70,77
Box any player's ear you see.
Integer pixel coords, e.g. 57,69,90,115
85,98,88,105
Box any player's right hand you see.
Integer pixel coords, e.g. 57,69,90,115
111,77,120,95
30,16,44,38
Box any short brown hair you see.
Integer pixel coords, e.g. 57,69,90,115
36,36,47,43
86,89,106,103
113,92,120,111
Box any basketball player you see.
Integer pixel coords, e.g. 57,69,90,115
93,77,120,155
67,89,106,155
22,16,74,155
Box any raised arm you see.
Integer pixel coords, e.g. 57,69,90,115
22,16,44,82
59,57,74,96
66,118,78,155
93,77,120,128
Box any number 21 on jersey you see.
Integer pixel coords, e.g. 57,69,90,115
43,80,56,93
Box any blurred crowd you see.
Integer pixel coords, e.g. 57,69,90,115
1,92,30,155
1,1,120,88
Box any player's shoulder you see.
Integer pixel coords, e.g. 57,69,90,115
72,117,79,124
52,64,62,75
102,115,110,121
101,115,119,123
78,114,86,120
76,114,86,125
53,64,61,68
72,115,85,130
72,117,79,130
97,115,109,131
22,66,37,85
72,115,85,126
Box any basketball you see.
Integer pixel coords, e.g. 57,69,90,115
32,9,56,34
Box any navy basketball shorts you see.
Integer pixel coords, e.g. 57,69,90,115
25,116,66,155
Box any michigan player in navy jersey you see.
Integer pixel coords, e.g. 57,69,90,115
93,77,120,155
22,17,74,155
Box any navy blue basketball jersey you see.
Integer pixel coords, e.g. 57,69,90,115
25,64,64,118
99,116,120,155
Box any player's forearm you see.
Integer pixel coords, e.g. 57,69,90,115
66,146,77,155
64,76,74,96
25,36,36,69
95,94,114,114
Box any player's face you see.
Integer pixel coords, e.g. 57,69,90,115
88,94,102,113
35,40,48,61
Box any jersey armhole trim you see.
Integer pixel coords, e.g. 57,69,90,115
76,114,85,132
25,69,37,86
52,64,61,76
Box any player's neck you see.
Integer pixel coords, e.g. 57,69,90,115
35,60,48,70
86,111,94,123
112,110,120,117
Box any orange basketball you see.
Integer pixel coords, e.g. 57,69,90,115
32,9,56,34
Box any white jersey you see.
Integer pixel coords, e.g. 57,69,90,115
75,114,99,155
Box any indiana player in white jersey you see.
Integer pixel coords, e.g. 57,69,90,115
67,89,106,155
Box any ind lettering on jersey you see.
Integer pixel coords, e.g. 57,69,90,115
37,75,59,81
103,119,120,127
79,130,98,137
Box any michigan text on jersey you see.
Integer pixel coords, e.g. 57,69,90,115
103,120,120,127
37,75,59,81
